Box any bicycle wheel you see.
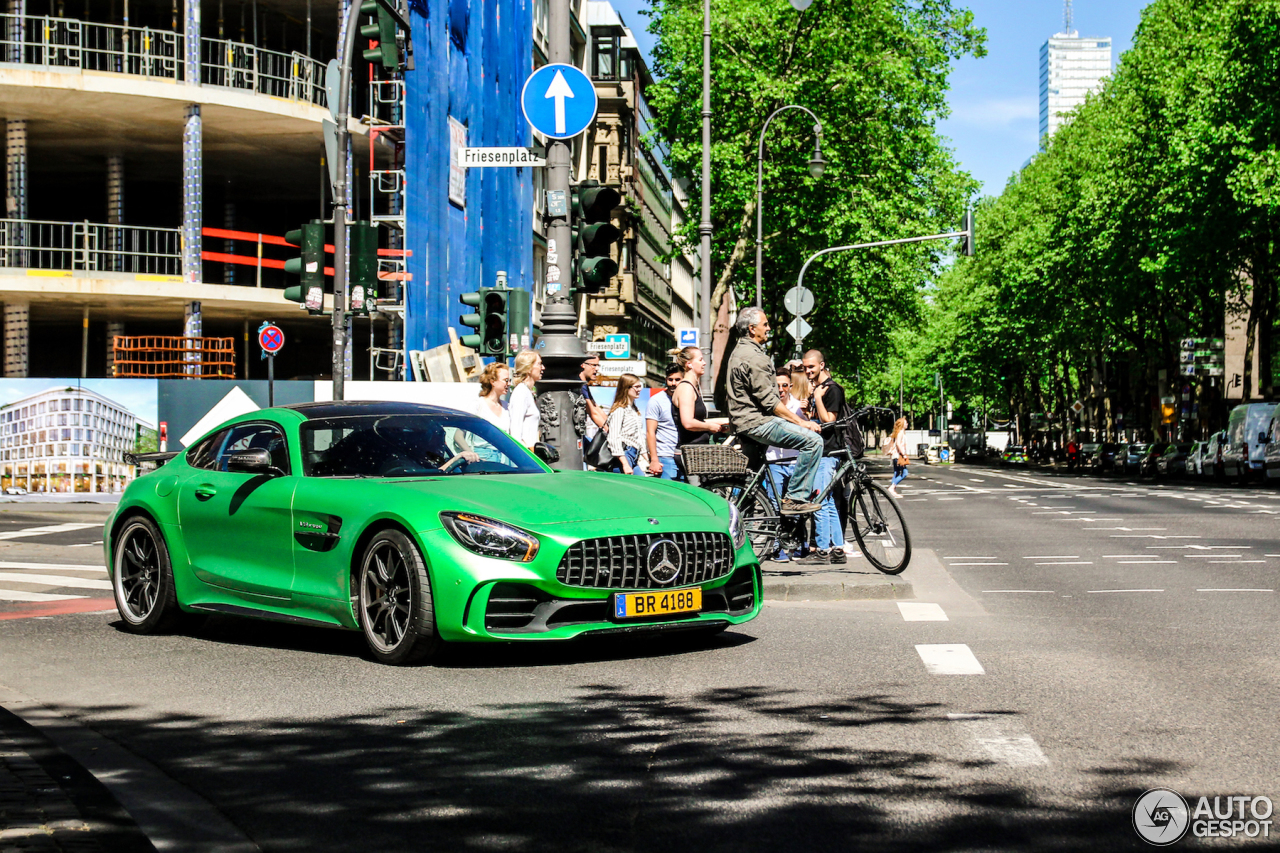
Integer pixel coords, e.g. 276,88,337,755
850,480,911,574
706,478,780,560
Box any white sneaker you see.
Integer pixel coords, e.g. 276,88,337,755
842,543,858,556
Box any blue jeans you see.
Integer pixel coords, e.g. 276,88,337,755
764,462,794,506
655,456,681,480
814,457,844,550
741,418,824,502
892,462,909,487
609,445,645,476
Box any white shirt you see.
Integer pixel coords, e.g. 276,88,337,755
473,397,511,434
508,383,539,447
766,396,806,462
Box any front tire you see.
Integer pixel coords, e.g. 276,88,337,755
850,481,912,575
113,516,185,634
357,529,440,665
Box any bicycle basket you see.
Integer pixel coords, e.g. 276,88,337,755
680,444,749,476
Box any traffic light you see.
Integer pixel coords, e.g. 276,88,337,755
284,220,326,314
361,0,409,70
459,288,487,350
479,288,509,355
349,221,379,314
960,209,975,257
571,179,621,294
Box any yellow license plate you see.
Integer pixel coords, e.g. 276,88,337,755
614,587,702,619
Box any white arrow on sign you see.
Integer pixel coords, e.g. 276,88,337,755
545,70,574,136
786,316,812,341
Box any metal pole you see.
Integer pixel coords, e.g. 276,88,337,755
268,353,274,406
80,307,89,378
532,0,589,470
698,0,712,404
795,229,970,295
331,0,361,401
755,105,821,310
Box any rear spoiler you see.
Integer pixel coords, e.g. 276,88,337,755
124,451,180,468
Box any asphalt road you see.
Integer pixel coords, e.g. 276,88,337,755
1,467,1278,852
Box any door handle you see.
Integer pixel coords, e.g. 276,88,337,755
194,484,217,500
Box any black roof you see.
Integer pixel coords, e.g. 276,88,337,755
283,401,469,420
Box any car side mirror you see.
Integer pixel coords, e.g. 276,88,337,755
226,448,284,476
533,442,560,464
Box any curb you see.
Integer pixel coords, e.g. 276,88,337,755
762,576,914,601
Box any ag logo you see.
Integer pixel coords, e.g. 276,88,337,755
645,539,683,585
1133,788,1190,846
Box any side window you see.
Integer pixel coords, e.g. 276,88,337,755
216,423,290,474
186,430,228,471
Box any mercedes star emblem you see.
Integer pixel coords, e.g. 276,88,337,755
645,539,684,585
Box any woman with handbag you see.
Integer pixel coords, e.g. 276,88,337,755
602,373,648,476
886,417,911,498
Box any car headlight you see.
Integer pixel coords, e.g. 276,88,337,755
728,503,746,550
440,512,539,562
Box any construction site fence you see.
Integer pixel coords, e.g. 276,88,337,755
111,336,237,379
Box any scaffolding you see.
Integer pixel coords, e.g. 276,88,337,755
111,336,237,378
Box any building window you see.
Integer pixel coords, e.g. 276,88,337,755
592,30,617,79
61,400,70,411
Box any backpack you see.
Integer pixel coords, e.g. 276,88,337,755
840,399,866,458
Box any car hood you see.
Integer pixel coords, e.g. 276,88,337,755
386,471,721,528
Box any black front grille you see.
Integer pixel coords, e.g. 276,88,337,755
556,531,735,589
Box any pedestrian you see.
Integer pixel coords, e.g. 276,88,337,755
472,362,512,462
801,348,847,564
887,417,910,498
604,373,647,476
725,307,824,515
765,368,807,561
670,345,725,449
508,350,543,449
645,362,684,479
790,369,811,417
577,354,609,470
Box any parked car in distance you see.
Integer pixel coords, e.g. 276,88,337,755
917,443,930,461
1185,441,1208,477
1113,443,1148,475
1202,431,1227,479
3,486,27,495
1263,403,1280,483
1087,443,1120,473
1221,402,1279,482
1001,445,1027,466
1156,443,1193,477
1139,442,1171,477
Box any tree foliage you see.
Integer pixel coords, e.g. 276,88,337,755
643,0,984,372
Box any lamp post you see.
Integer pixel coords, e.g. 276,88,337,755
698,0,713,404
755,105,824,310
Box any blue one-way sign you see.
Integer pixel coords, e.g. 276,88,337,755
521,63,598,140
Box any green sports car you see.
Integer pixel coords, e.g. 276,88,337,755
105,401,760,664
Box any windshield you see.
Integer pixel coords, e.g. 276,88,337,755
300,413,545,477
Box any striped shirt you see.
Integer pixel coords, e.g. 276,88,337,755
605,405,645,460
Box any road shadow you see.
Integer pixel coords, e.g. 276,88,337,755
60,687,1203,853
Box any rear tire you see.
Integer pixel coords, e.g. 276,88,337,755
850,481,911,575
357,529,440,665
113,516,185,634
705,478,779,560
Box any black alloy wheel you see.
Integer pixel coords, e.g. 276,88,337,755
357,529,440,665
112,516,185,633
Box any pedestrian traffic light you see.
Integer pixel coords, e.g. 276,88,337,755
571,179,621,294
960,209,975,257
349,220,379,315
361,0,410,71
284,220,326,314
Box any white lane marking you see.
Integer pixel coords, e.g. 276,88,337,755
1267,554,1280,558
0,590,86,602
948,562,1009,566
69,542,105,548
1035,561,1093,566
0,572,112,590
948,714,1050,767
1087,589,1165,593
1023,556,1078,560
1119,560,1177,564
935,497,965,501
1198,589,1273,593
969,478,985,482
983,589,1055,593
1054,517,1122,522
1209,560,1267,564
0,561,107,573
898,602,948,621
917,644,985,675
1103,555,1164,559
0,523,100,540
1184,555,1242,559
944,556,997,560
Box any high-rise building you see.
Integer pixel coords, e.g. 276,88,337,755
1039,15,1112,141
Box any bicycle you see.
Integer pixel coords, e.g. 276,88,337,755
682,406,912,574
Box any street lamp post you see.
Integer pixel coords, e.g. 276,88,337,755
755,105,824,310
698,0,713,404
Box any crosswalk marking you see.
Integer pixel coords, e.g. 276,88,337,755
948,713,1049,767
897,602,948,621
0,523,100,541
0,561,106,572
0,589,85,602
916,644,985,674
0,572,112,590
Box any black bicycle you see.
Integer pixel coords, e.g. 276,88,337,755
683,406,911,574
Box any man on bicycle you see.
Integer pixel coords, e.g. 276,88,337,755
725,307,823,515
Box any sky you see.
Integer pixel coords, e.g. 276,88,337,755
606,0,1151,197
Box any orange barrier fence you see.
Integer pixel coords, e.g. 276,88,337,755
111,336,237,379
199,227,411,281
